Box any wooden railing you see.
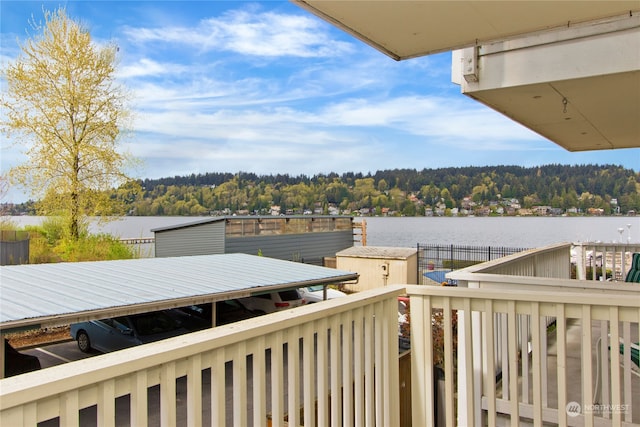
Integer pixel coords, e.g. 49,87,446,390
407,284,639,427
422,242,640,426
574,243,640,282
450,242,640,283
0,287,403,427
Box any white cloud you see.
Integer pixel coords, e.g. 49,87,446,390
118,58,188,79
123,8,353,58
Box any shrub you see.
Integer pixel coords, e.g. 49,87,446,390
57,234,135,262
24,221,135,263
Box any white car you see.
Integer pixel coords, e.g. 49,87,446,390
299,285,347,303
237,290,305,314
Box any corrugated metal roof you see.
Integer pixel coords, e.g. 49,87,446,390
150,215,354,233
0,253,358,332
150,217,225,233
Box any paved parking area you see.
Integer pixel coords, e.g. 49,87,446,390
22,340,97,368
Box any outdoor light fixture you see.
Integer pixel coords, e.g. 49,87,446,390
462,46,479,83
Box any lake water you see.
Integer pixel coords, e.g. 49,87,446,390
362,216,638,248
7,215,639,248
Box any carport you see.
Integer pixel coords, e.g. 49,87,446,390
0,253,358,377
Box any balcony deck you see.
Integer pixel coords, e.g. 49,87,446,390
1,242,639,426
442,242,640,426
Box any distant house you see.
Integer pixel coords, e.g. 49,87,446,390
534,205,552,215
269,205,281,216
518,208,533,216
550,207,564,216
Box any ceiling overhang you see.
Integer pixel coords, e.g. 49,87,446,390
294,1,640,152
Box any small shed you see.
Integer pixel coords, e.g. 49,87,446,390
336,246,418,293
153,216,355,266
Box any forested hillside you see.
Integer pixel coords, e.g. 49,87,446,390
129,164,639,216
5,164,639,217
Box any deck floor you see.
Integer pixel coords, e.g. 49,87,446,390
490,318,639,426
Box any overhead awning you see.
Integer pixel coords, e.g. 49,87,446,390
294,1,640,152
294,1,638,60
0,253,358,333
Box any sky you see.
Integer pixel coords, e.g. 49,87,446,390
2,1,639,203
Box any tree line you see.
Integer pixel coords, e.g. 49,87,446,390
4,164,639,217
122,164,640,216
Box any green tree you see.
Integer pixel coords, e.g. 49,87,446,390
1,8,137,240
377,178,389,193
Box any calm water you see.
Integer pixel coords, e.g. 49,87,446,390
7,215,639,248
361,216,639,248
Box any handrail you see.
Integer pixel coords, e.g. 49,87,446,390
407,283,639,426
449,242,640,288
1,286,405,426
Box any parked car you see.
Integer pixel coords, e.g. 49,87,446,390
165,306,212,332
70,310,190,354
237,290,305,314
4,339,41,377
215,300,263,324
299,285,347,303
171,300,261,329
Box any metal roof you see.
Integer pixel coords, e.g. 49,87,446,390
150,215,354,233
0,253,358,333
150,217,225,233
337,246,417,260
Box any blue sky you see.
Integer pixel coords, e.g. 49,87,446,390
2,1,639,202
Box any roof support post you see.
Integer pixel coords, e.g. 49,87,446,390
0,333,5,379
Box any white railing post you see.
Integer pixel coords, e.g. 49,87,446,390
186,353,202,427
582,306,594,427
575,243,587,280
609,307,621,426
384,295,401,427
251,336,267,427
317,317,329,427
483,300,496,427
410,294,434,427
530,302,542,423
342,310,354,427
622,321,632,424
302,324,315,427
352,307,364,427
556,305,568,427
287,327,300,427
